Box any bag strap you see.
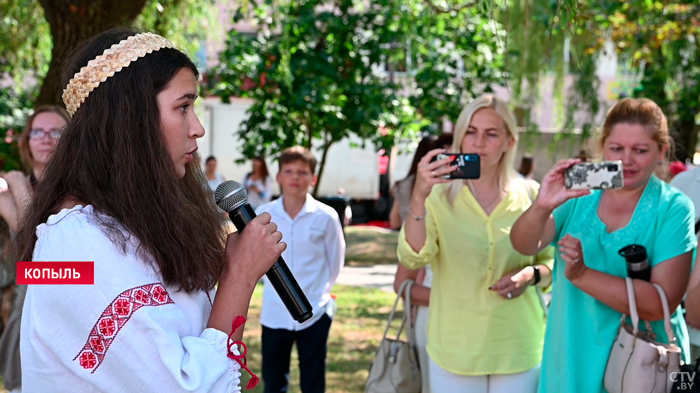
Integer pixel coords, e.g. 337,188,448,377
624,278,678,344
382,279,415,344
652,282,678,344
624,277,640,334
401,280,415,345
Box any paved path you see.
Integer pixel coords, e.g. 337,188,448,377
336,264,397,293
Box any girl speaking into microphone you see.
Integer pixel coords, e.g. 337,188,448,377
14,28,285,392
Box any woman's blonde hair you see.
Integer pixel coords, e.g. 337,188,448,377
597,98,673,161
446,94,519,205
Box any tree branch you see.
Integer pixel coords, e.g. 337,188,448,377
424,0,479,14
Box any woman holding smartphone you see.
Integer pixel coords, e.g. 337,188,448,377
510,98,695,393
398,94,553,393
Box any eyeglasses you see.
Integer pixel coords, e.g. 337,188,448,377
29,129,63,140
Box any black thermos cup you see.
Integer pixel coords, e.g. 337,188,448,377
618,244,651,281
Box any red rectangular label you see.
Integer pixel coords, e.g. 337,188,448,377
17,262,94,284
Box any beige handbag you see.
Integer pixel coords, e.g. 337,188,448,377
604,277,682,393
365,279,421,393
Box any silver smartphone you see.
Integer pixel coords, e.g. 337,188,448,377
565,161,623,190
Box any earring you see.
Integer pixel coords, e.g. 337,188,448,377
658,160,663,165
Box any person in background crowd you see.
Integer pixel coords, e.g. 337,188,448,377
433,133,455,155
511,98,695,393
204,155,225,192
671,163,700,224
517,154,536,180
255,146,345,393
684,252,700,362
389,135,436,230
398,94,553,393
668,160,687,182
673,163,700,361
575,149,591,162
0,105,69,393
389,133,440,393
244,157,273,210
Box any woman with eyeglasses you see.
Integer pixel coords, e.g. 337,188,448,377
0,105,68,393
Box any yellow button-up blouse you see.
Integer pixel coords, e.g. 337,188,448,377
398,179,554,376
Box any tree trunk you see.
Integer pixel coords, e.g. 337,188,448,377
313,137,334,198
674,115,699,163
36,0,148,106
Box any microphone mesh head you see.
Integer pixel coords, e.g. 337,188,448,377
215,180,248,212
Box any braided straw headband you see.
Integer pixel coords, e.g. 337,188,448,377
62,33,176,117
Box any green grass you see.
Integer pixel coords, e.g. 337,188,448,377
344,226,399,267
241,283,402,393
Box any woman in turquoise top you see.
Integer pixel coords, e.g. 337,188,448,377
510,98,696,393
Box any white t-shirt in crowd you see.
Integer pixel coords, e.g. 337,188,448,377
208,172,225,192
243,175,273,209
671,167,700,222
21,205,242,392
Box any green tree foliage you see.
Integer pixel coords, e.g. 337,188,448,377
503,0,601,146
0,0,218,171
0,0,52,171
207,0,432,195
407,2,507,125
607,1,700,162
504,0,700,160
206,0,511,195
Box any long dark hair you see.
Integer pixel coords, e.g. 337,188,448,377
518,154,534,177
404,135,436,181
14,28,226,293
253,157,269,180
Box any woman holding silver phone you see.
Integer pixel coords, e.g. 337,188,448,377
398,94,554,393
510,98,695,393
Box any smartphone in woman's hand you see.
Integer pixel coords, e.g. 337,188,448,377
565,161,623,190
430,153,481,179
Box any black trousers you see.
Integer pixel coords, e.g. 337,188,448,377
261,313,332,393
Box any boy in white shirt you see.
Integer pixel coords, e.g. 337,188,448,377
255,146,345,393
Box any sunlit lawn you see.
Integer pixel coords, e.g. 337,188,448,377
241,283,401,393
344,226,399,267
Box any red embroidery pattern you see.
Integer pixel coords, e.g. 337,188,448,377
73,283,174,373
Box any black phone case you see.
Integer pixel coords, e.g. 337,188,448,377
432,153,480,179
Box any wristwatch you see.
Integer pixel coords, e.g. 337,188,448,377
531,265,541,285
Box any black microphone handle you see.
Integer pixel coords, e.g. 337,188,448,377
228,203,313,323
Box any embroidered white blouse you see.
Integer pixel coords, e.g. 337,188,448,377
21,205,242,392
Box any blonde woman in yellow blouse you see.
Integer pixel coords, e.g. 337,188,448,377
398,94,554,393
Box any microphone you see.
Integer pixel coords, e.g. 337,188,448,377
215,180,313,323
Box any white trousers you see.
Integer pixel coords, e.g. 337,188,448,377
429,357,540,393
415,305,431,393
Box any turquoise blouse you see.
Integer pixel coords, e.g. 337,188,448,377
539,176,696,393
